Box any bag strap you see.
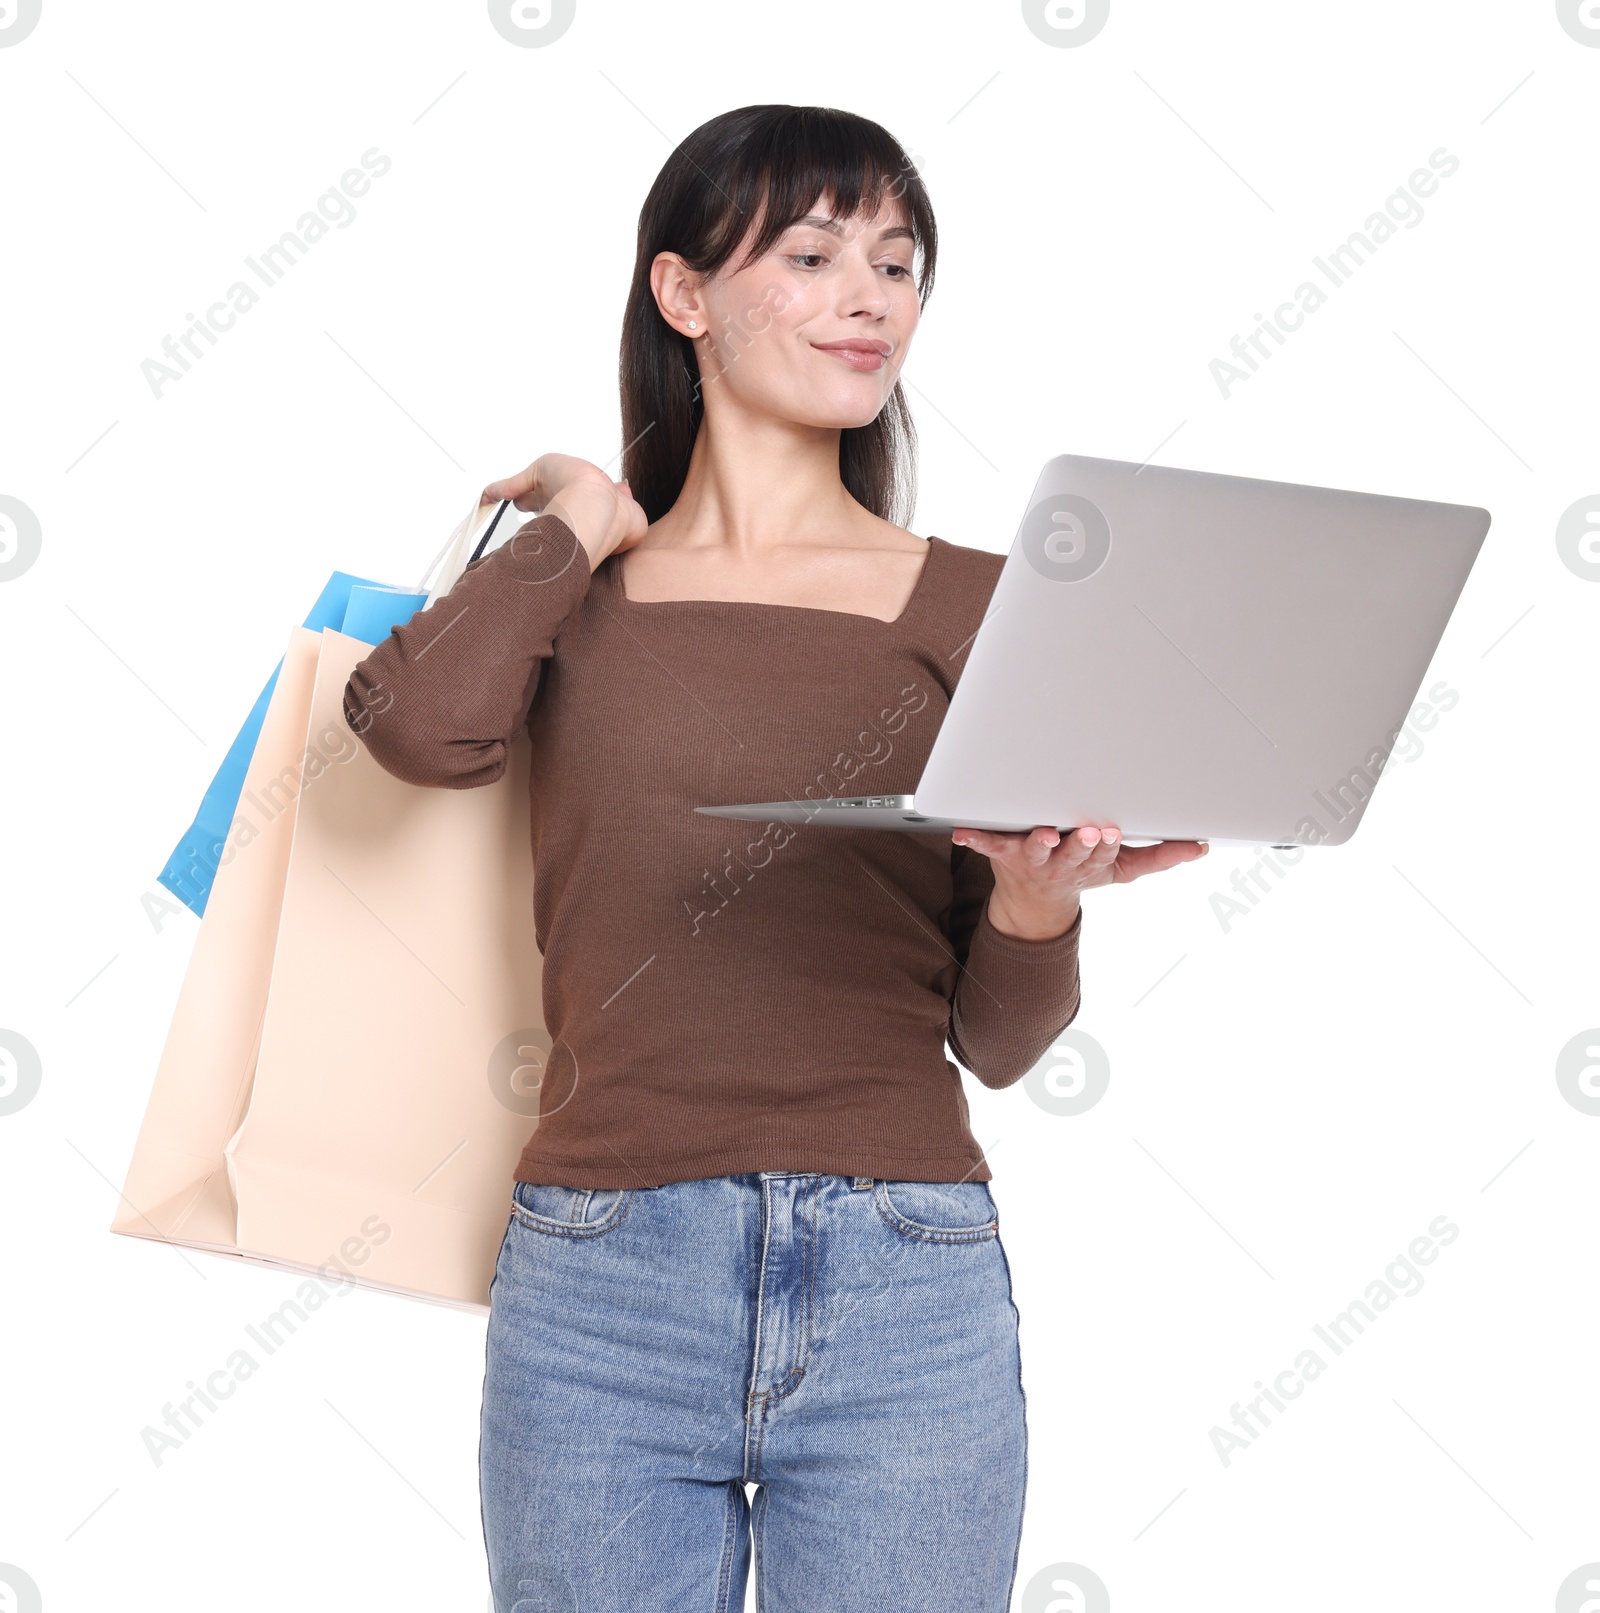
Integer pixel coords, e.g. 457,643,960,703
469,499,514,565
417,496,515,605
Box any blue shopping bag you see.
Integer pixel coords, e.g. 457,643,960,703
156,573,430,918
155,500,513,918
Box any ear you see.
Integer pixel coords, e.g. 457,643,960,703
649,251,705,338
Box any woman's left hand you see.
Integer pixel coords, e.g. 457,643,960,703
952,824,1209,941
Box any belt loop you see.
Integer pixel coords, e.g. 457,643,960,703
851,1176,873,1191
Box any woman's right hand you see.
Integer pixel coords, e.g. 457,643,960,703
480,453,648,572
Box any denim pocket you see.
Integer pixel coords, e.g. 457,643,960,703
511,1179,633,1238
873,1179,998,1243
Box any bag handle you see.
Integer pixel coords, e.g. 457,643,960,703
417,496,517,606
468,498,514,565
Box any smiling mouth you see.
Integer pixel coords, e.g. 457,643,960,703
812,342,889,372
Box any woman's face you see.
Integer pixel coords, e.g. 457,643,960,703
659,189,921,431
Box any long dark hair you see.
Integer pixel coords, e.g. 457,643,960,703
619,105,938,531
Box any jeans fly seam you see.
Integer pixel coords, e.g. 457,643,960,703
744,1176,776,1459
798,1174,819,1371
748,1396,773,1482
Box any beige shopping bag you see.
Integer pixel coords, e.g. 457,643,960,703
227,625,545,1309
110,626,324,1258
113,505,548,1313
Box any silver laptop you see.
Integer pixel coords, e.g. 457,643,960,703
694,453,1491,848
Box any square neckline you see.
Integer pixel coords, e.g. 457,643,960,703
607,534,941,628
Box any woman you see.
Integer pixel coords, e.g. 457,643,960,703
344,104,1202,1613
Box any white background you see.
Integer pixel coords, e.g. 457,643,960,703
2,2,1597,1609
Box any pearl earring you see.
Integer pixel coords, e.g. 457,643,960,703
688,321,697,329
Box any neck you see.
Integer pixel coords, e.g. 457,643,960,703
648,407,867,557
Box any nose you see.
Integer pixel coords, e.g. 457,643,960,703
834,240,894,323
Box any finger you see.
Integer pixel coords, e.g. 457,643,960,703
481,463,543,509
1052,825,1105,867
951,827,996,855
951,827,1030,858
1113,839,1209,880
1023,830,1058,869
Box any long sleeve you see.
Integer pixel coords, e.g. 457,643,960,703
945,841,1084,1090
342,512,592,788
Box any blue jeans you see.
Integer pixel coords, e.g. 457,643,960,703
479,1170,1028,1612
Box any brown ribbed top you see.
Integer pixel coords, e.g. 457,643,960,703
342,512,1082,1189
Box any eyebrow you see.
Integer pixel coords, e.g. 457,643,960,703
790,213,916,245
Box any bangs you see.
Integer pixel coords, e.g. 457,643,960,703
695,107,935,297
